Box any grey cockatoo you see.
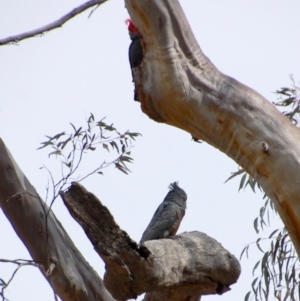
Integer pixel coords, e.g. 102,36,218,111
140,182,187,243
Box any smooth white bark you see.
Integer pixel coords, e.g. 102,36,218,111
125,0,300,257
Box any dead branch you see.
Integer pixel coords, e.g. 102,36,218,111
0,0,108,46
61,182,241,301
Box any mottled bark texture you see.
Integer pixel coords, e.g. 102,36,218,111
61,182,241,301
0,139,114,301
125,0,300,257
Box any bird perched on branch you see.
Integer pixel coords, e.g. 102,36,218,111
126,18,143,101
140,182,187,243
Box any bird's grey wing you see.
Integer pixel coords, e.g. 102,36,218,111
140,202,180,243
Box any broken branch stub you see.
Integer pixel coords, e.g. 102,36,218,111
61,182,241,301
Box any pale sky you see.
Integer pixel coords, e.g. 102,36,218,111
1,1,300,300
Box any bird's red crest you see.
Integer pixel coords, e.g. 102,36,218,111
125,18,139,34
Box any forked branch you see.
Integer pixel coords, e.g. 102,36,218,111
61,182,241,301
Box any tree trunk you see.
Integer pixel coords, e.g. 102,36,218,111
125,0,300,257
0,139,114,301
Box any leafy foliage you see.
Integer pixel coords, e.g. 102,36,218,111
228,169,300,301
227,77,300,301
37,113,141,207
273,75,300,125
225,168,261,193
241,228,299,301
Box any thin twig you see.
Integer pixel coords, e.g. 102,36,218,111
0,258,37,264
0,0,108,46
0,260,39,300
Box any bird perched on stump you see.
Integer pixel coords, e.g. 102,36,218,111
126,18,143,101
140,182,187,243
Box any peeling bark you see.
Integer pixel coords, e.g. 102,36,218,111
125,0,300,257
0,139,114,301
61,182,241,301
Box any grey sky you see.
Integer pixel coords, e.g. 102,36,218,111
1,0,299,300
